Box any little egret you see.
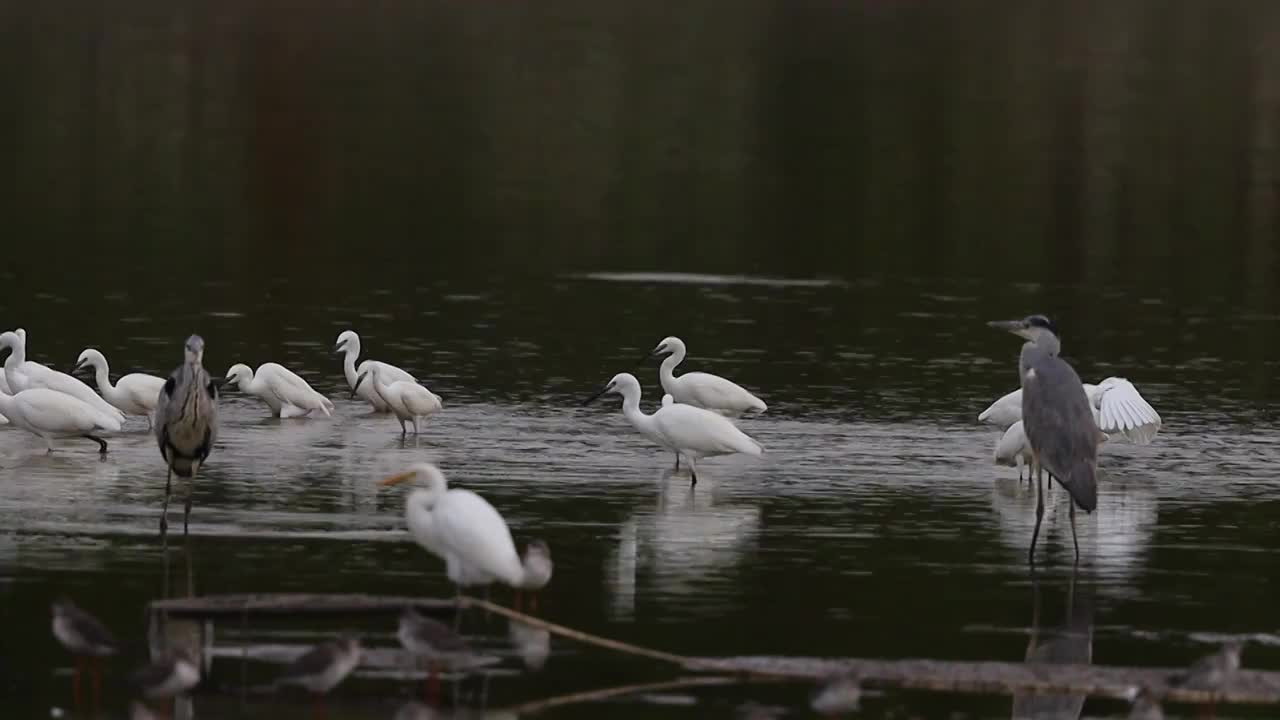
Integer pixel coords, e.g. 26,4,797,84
275,635,363,713
224,362,334,418
128,647,200,715
52,597,119,710
0,386,121,453
379,464,553,603
980,378,1161,444
642,336,766,416
73,349,165,425
0,330,124,423
994,420,1109,480
353,365,441,436
334,330,416,412
662,393,683,469
154,335,220,536
583,372,763,485
990,315,1101,564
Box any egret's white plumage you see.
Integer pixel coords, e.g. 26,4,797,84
0,386,122,453
74,349,165,423
994,421,1034,479
647,336,766,416
379,463,552,594
334,330,416,412
224,362,334,418
587,372,762,484
353,365,441,436
0,331,125,423
979,377,1161,443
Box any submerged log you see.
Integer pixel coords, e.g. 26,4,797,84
148,592,456,618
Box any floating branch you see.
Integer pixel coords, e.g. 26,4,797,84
149,593,456,619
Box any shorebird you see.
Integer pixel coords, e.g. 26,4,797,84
275,635,363,718
129,647,201,718
398,608,482,702
51,597,119,710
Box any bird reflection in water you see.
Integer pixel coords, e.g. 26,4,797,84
1011,572,1094,720
508,617,551,671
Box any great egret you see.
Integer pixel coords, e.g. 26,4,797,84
353,366,441,436
379,464,553,601
51,597,119,709
641,336,766,416
334,330,416,412
223,362,334,418
0,330,124,423
583,372,763,485
275,635,363,711
128,647,200,715
73,349,165,425
980,377,1161,444
0,386,121,453
990,315,1103,565
154,335,219,536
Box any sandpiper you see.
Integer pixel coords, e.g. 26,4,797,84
50,596,119,710
129,647,201,718
398,608,477,701
275,634,363,718
811,674,861,716
514,540,553,614
1127,687,1165,720
1177,640,1244,691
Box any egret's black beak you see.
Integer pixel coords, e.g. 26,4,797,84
72,360,87,375
635,345,669,365
581,382,615,406
352,372,368,398
334,341,347,353
210,377,230,390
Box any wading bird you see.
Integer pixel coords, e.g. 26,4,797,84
334,330,416,412
129,647,200,716
74,348,166,425
980,378,1161,444
379,464,553,607
1,330,124,423
995,420,1108,481
51,597,119,710
642,336,766,416
353,366,442,436
1127,687,1165,719
989,316,1100,564
0,386,121,453
223,362,334,418
584,373,763,485
398,607,485,702
275,634,363,716
154,335,219,536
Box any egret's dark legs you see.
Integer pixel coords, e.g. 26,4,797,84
688,458,698,486
1029,461,1045,565
160,467,173,535
1069,501,1080,563
399,420,407,438
83,434,108,454
674,453,680,470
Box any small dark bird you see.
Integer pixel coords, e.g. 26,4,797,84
989,315,1100,564
153,335,219,536
275,635,363,719
398,608,475,701
1176,640,1244,691
50,597,119,710
129,647,200,718
1127,687,1165,719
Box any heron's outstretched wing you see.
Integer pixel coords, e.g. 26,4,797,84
1095,377,1161,444
1021,351,1098,512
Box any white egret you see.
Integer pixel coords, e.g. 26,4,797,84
979,377,1161,443
223,362,334,418
583,372,763,485
74,349,165,425
379,463,553,602
0,386,122,453
1,330,124,423
995,420,1109,481
353,365,441,436
662,393,683,469
334,330,416,412
642,336,766,416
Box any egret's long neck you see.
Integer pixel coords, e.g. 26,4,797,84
659,350,683,389
342,347,360,388
5,340,25,368
235,372,256,394
373,375,395,401
92,361,114,393
618,386,654,433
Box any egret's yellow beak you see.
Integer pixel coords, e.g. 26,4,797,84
379,470,415,487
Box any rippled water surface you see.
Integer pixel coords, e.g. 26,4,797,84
6,0,1280,717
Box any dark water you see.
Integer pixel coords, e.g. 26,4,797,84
4,1,1280,718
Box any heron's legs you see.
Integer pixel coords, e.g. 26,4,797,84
83,434,108,454
160,467,173,535
183,465,198,535
1029,461,1045,565
1069,500,1080,563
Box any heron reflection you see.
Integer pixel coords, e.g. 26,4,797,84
1011,573,1094,720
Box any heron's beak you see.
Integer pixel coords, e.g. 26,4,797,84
987,319,1031,339
581,382,615,406
351,372,368,398
379,470,415,487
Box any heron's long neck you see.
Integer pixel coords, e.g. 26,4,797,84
342,349,359,388
659,351,683,389
1036,334,1061,356
619,388,654,433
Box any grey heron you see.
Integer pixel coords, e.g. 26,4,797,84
989,315,1099,564
153,335,219,536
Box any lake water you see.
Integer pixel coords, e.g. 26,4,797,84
3,1,1280,718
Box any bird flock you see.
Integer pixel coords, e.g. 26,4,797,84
7,319,1222,718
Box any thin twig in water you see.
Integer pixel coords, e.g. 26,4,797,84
501,676,738,714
